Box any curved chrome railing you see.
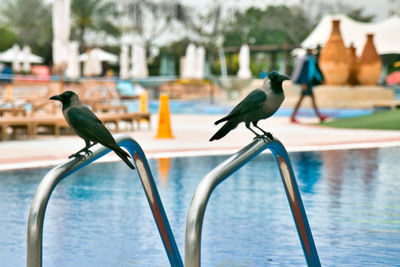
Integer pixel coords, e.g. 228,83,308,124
185,137,321,267
27,134,183,267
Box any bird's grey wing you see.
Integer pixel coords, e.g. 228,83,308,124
72,105,102,124
229,89,267,116
67,107,115,143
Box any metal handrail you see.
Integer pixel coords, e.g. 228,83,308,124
185,137,321,267
27,134,183,267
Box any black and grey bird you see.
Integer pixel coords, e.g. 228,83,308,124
50,91,135,169
210,71,290,141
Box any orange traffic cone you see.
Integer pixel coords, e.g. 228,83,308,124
139,91,149,123
5,84,13,101
158,158,171,185
139,91,148,112
155,94,174,138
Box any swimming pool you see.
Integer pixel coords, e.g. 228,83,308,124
123,99,372,119
1,147,400,266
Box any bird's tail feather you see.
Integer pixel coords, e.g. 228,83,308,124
214,115,231,125
113,146,135,169
209,120,238,141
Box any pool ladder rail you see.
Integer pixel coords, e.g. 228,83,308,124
27,134,321,267
185,136,321,267
27,134,183,267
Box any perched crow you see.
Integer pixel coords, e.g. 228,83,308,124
210,71,290,141
50,91,135,169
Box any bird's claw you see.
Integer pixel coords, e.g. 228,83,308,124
69,153,85,159
253,132,274,142
68,149,93,159
253,134,264,140
265,132,274,140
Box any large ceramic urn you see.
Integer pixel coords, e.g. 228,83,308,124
319,19,350,85
347,44,359,85
357,34,382,85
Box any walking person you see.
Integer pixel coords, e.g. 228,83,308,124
290,47,327,123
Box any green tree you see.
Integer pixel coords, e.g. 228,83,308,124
119,0,181,48
222,6,311,47
346,8,375,22
304,0,375,25
71,0,120,52
0,26,20,52
1,0,52,63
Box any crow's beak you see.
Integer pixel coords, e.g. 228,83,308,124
279,74,290,81
49,95,61,101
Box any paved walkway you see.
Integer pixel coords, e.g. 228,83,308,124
1,114,400,170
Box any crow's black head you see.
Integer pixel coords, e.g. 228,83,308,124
267,71,290,93
268,71,290,83
49,91,80,108
49,91,77,102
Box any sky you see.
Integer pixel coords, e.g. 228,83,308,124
36,0,393,47
180,0,389,22
149,0,391,46
352,0,388,21
42,0,390,22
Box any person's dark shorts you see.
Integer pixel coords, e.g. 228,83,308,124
301,83,313,96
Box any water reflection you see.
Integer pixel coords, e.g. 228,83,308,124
358,149,378,196
321,150,346,206
291,151,322,194
321,148,379,207
157,158,171,186
0,148,399,266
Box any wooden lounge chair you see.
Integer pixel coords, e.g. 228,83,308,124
93,104,127,113
0,107,27,117
0,106,30,140
117,112,151,130
30,115,69,137
0,116,33,140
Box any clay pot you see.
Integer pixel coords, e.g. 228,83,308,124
347,44,359,85
357,34,382,85
319,19,350,85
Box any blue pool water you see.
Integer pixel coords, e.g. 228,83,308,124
123,99,372,119
12,99,370,119
1,147,400,266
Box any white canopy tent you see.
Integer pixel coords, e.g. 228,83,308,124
79,48,118,63
301,14,400,55
0,45,44,64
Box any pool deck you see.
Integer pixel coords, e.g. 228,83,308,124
1,114,400,170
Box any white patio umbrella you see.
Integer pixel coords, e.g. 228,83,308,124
65,41,80,79
22,46,31,72
138,44,149,78
0,45,44,64
181,43,196,79
130,44,137,78
119,44,130,79
52,0,71,66
237,44,251,79
194,46,205,79
79,48,118,63
12,44,21,72
131,44,148,78
83,48,102,76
